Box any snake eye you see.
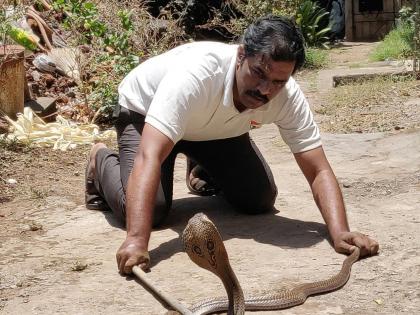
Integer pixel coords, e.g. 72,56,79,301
193,245,202,256
207,240,214,251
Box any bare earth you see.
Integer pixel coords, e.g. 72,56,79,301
1,43,419,314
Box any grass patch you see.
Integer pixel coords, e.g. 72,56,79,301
370,23,414,61
0,135,32,152
304,47,329,69
317,76,419,133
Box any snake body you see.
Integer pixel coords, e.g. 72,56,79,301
182,213,360,315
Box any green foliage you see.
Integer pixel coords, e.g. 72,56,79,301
230,0,330,49
398,6,415,26
397,6,416,50
103,10,134,55
89,53,140,117
370,22,414,61
0,135,32,152
230,0,303,37
236,0,301,22
0,4,28,48
295,0,331,48
415,2,420,65
51,1,135,55
53,0,107,38
304,47,329,69
50,0,140,119
0,9,13,41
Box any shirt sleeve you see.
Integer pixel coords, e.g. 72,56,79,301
145,60,217,143
274,79,322,153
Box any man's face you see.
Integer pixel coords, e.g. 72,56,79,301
233,46,296,112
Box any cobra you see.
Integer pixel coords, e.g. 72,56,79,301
181,213,360,315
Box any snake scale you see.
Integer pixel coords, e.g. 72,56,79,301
182,213,360,315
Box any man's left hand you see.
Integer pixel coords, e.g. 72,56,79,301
333,231,379,258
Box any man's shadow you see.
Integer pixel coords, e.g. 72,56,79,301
104,194,329,268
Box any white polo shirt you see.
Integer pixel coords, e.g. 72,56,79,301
118,41,321,153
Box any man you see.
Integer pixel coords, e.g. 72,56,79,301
85,15,379,275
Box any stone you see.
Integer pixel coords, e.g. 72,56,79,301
24,96,57,121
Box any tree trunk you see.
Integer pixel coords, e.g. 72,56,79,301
0,45,25,119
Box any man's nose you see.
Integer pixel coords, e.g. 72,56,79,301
257,80,273,95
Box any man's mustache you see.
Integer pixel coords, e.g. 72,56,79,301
246,90,268,103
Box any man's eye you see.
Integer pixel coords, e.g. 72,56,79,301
252,68,264,79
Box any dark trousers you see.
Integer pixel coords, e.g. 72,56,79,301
93,106,277,226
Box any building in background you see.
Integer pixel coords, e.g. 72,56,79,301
344,0,411,41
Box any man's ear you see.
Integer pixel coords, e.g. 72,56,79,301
237,45,245,63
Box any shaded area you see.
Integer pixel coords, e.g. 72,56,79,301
149,195,328,268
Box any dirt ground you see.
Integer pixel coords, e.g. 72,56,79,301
1,43,419,314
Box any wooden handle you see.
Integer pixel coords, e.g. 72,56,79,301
132,266,193,315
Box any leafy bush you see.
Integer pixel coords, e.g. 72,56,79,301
49,1,146,120
371,6,416,61
48,0,187,121
230,0,303,38
295,0,331,48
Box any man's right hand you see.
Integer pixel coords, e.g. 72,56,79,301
116,237,150,274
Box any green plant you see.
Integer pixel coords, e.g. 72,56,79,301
230,0,303,37
50,0,141,120
304,47,329,69
103,10,134,55
370,22,414,61
52,1,108,42
295,0,331,48
321,75,418,133
398,6,415,26
0,134,32,152
415,2,420,73
88,53,140,118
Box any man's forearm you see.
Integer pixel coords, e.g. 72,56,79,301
125,155,162,249
311,169,350,241
295,147,379,257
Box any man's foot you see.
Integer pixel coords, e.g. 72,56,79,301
85,143,108,210
186,159,220,196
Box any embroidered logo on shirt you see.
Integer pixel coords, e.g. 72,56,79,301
250,120,262,129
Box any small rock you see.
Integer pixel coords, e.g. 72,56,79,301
374,298,383,305
42,73,55,87
56,94,69,104
6,178,17,185
71,260,88,272
29,222,43,231
342,182,351,188
31,70,41,81
66,90,76,98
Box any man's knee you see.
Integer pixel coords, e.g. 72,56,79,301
116,202,169,228
230,187,277,215
152,200,171,228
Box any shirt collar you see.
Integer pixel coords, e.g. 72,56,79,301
222,45,238,108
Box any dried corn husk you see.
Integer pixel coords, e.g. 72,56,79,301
1,107,116,151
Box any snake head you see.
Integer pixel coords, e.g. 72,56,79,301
182,213,229,276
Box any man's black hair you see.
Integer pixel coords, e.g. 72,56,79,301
241,15,306,74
